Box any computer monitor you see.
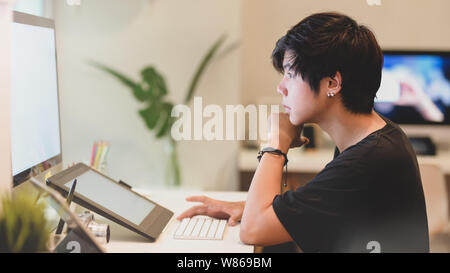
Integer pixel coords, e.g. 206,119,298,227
11,11,63,187
374,50,450,125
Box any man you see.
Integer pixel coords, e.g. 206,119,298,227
177,12,429,253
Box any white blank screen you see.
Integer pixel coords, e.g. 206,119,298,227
11,22,61,175
65,171,155,225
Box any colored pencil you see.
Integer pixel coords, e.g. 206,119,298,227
90,141,97,167
99,143,109,166
94,142,103,169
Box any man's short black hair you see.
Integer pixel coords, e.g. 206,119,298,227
272,12,384,114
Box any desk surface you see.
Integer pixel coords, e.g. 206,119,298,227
101,189,252,253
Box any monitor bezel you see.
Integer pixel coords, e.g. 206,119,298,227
12,11,63,187
383,50,450,57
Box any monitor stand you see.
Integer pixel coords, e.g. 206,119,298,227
408,136,436,156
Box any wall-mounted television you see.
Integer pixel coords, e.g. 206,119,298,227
375,51,450,125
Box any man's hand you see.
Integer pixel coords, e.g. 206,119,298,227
267,113,309,153
176,196,245,226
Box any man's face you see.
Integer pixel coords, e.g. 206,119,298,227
277,51,324,126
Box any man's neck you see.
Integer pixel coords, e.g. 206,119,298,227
318,107,387,153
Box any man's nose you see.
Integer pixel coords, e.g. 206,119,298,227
277,82,288,97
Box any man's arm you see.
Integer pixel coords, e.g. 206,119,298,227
240,152,293,246
240,113,307,246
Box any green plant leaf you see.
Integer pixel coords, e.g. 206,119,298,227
184,34,227,104
89,61,150,102
14,215,30,253
132,85,150,102
141,66,168,98
89,61,137,89
139,100,162,130
156,103,174,138
88,36,239,188
0,193,49,253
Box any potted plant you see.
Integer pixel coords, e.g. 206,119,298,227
91,35,237,187
0,192,50,253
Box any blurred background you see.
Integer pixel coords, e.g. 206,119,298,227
5,0,450,252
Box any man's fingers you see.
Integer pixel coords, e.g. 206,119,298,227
290,136,310,148
301,136,310,145
176,205,207,221
228,215,240,226
185,195,208,203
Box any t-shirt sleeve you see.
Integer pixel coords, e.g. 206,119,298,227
272,159,369,253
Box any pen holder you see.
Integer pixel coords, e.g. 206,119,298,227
90,141,110,174
96,160,108,174
78,211,110,244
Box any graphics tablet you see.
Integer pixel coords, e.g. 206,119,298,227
46,163,173,241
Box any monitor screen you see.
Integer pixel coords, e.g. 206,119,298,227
374,51,450,125
11,12,62,186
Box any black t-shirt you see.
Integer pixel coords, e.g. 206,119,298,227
272,115,430,253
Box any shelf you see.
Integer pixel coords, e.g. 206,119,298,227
240,148,450,175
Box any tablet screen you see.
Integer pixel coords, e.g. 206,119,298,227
65,170,155,225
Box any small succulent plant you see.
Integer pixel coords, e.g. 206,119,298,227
0,192,50,253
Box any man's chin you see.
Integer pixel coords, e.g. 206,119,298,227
289,115,305,126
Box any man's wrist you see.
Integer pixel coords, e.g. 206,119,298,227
265,141,289,154
258,147,288,166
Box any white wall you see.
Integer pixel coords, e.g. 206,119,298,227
0,0,14,193
53,0,241,190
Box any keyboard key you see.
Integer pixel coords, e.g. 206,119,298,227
199,219,212,238
191,218,205,237
173,217,227,240
207,219,219,238
215,220,227,239
183,218,198,237
175,218,190,237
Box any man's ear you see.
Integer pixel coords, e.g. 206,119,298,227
327,71,343,95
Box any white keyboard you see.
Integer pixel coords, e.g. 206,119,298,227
174,216,227,240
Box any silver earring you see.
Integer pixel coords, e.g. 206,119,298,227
327,92,335,97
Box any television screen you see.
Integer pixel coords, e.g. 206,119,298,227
374,51,450,125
